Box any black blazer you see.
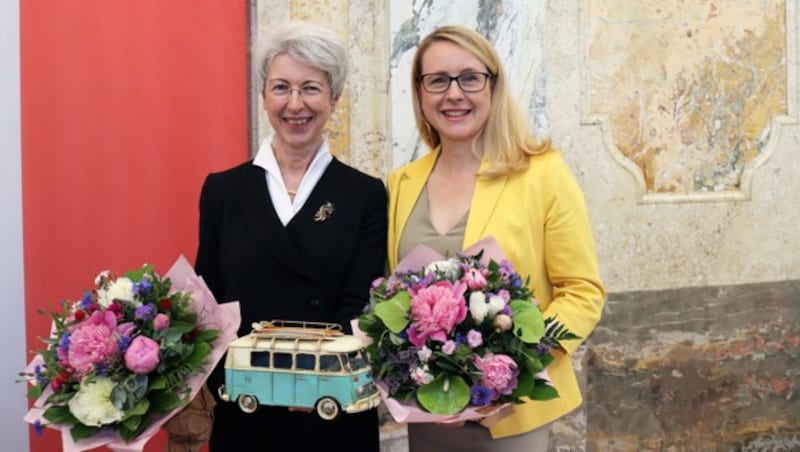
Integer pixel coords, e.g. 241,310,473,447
196,158,386,451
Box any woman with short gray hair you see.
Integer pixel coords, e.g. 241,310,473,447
166,20,385,452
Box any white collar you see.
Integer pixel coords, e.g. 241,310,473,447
253,135,333,225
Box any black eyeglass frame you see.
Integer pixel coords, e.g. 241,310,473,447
416,71,495,93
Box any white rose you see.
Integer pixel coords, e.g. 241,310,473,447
68,377,125,427
469,292,488,323
424,260,460,279
487,295,506,317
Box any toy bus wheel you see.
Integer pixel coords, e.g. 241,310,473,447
237,395,259,414
315,397,340,420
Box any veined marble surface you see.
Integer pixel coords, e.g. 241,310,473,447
389,0,548,167
583,0,788,198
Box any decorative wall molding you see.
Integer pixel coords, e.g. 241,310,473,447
580,0,798,204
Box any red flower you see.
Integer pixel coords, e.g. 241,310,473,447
158,299,172,311
74,310,86,321
182,328,198,342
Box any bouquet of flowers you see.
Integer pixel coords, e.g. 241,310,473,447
21,256,241,451
357,242,578,422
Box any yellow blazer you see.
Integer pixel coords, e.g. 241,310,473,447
387,148,605,438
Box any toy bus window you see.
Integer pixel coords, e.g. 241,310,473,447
296,353,316,371
273,352,292,369
251,351,270,368
319,354,341,372
346,351,369,370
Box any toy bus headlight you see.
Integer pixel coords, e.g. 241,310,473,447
358,382,376,396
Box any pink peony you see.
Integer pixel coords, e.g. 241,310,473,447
124,336,161,375
407,280,468,347
67,311,120,375
463,268,488,290
153,313,170,331
474,353,519,396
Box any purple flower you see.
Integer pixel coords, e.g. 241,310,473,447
118,335,133,353
133,279,153,297
470,385,493,406
34,364,47,388
467,329,483,348
134,304,156,322
33,419,44,437
79,291,94,310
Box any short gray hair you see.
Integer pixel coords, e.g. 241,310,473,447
253,21,348,99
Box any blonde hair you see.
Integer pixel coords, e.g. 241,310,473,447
410,25,550,177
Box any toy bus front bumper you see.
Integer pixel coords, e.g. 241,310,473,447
344,391,381,414
218,384,231,402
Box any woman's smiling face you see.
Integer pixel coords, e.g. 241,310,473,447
262,53,337,154
418,40,492,149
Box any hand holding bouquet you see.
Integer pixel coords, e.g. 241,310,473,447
21,256,241,451
357,241,578,422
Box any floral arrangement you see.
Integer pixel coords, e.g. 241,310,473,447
22,260,226,445
357,250,578,417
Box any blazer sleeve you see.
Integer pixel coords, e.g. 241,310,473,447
332,177,388,333
540,155,606,355
195,173,225,303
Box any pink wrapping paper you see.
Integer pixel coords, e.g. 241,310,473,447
23,255,241,452
355,236,550,425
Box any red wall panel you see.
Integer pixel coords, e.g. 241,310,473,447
20,1,248,450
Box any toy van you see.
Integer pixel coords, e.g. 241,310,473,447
217,320,380,420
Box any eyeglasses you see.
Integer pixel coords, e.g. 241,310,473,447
417,71,493,93
265,82,328,98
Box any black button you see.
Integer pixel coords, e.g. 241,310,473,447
308,299,321,311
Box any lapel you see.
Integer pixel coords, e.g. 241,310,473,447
392,149,509,255
288,158,343,231
239,165,318,282
463,159,509,248
392,151,437,263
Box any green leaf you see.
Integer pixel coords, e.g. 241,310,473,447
528,383,559,401
149,390,186,413
149,375,167,391
43,405,78,425
510,370,535,399
374,292,410,334
193,329,218,343
510,300,544,343
416,375,470,415
69,423,99,442
27,385,43,399
187,341,212,368
124,399,150,419
121,414,142,432
168,320,196,334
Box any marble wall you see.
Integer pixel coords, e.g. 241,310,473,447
252,0,800,450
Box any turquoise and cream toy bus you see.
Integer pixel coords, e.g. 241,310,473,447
217,320,380,420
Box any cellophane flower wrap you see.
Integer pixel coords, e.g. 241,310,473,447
21,256,241,451
357,240,579,422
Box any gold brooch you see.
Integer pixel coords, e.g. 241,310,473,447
313,201,335,222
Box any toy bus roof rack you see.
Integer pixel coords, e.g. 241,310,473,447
250,320,344,341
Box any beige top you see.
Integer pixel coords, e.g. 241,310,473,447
398,184,468,261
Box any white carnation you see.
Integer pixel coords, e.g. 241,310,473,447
417,346,432,362
469,292,488,323
68,377,125,427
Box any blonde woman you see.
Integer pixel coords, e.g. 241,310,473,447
387,25,605,451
